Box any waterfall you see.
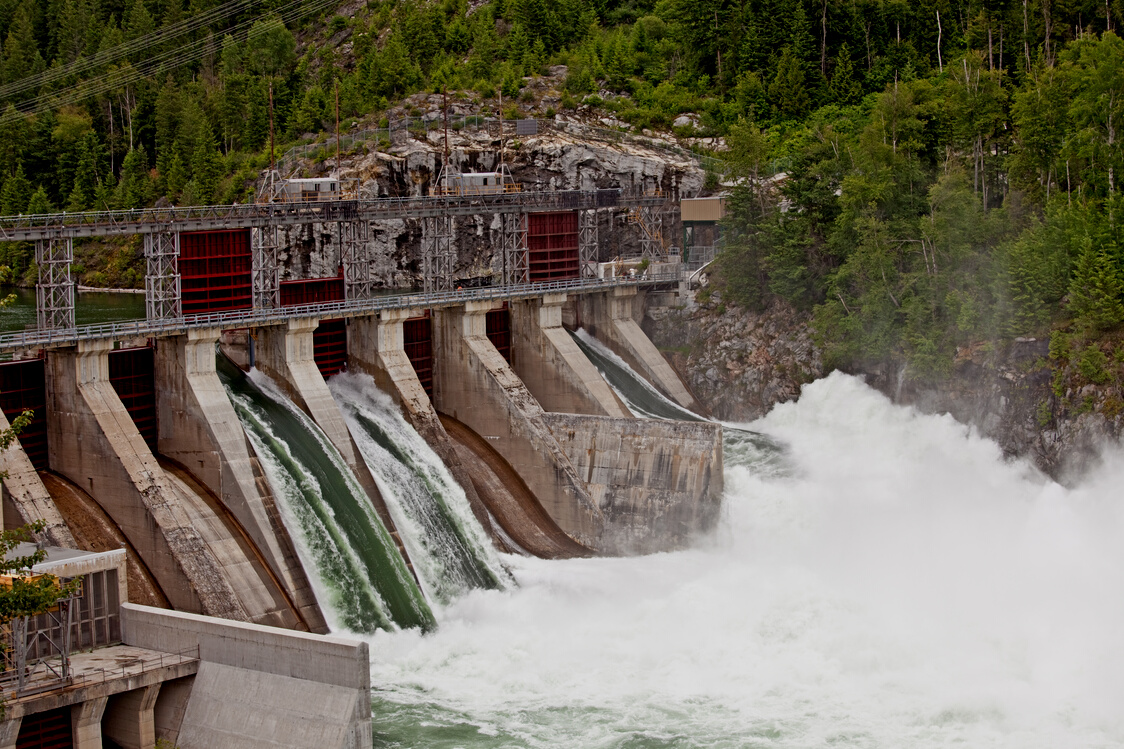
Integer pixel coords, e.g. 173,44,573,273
329,372,509,604
217,355,435,634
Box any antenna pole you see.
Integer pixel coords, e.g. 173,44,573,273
499,91,504,176
268,82,276,202
335,79,341,187
443,87,449,193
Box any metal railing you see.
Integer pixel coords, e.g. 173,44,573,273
0,269,683,353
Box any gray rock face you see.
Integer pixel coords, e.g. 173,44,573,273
277,123,705,289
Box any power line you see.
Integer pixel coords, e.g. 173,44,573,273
0,0,344,128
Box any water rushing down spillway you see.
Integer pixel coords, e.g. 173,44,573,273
365,345,1124,747
329,372,509,604
216,355,435,634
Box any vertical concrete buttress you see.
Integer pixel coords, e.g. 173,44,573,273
509,293,631,417
46,339,247,620
578,287,700,411
0,409,75,546
155,328,328,633
433,301,604,548
347,310,494,535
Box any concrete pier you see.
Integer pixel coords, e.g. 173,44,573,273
46,339,245,619
575,286,700,411
433,301,605,548
0,409,75,546
510,294,631,417
348,310,496,536
155,328,327,632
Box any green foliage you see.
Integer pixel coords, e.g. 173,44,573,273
1077,345,1111,384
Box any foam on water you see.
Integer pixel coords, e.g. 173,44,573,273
366,371,1124,748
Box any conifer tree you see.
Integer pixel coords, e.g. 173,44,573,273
1,164,31,214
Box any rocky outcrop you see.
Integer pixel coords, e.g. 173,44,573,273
643,293,824,423
644,290,1121,482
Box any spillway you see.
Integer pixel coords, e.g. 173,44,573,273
328,372,508,604
363,331,1124,748
217,355,435,634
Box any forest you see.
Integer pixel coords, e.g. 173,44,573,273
0,0,1118,383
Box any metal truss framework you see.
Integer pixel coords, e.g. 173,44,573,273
501,212,528,286
636,205,667,260
579,209,599,278
145,232,181,321
340,220,372,302
421,214,454,293
36,237,74,330
252,225,280,310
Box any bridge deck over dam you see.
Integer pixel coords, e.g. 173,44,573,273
0,274,679,353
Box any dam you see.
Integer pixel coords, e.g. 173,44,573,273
0,188,722,747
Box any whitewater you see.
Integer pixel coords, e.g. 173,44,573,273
359,371,1124,748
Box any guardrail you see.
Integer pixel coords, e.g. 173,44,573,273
0,189,660,242
0,269,683,352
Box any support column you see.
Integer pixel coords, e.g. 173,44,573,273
509,294,629,417
421,214,454,292
36,236,74,331
46,339,248,619
103,684,160,749
579,209,598,278
155,328,327,633
501,212,528,285
71,696,108,749
144,232,181,321
252,225,280,310
341,220,372,302
637,205,666,260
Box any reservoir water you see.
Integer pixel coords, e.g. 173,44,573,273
0,287,146,332
361,363,1124,747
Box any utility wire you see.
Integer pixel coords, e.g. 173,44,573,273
0,0,343,128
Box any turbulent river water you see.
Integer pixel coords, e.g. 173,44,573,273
358,359,1124,748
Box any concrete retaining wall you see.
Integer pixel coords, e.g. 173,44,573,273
121,604,371,749
433,302,603,548
509,294,630,418
543,414,723,554
155,328,327,633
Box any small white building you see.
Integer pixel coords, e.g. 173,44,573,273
279,178,340,202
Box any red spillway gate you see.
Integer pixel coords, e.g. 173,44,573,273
403,313,434,399
180,229,252,314
486,304,511,363
0,357,48,471
528,211,580,282
280,275,347,378
108,345,157,452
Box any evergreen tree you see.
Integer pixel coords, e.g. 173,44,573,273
828,43,862,104
3,1,45,84
1,164,31,214
115,148,151,209
769,46,810,120
1068,238,1124,331
26,185,53,214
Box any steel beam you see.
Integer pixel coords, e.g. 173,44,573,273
144,232,181,321
252,225,280,310
35,237,74,331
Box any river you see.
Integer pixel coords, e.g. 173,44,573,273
360,369,1124,748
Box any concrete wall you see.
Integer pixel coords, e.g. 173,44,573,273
155,328,327,633
348,311,495,537
543,414,723,554
121,604,371,749
433,302,604,548
0,409,75,547
573,287,700,411
509,294,630,418
46,340,245,619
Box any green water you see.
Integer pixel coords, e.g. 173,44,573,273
0,287,146,333
217,354,435,634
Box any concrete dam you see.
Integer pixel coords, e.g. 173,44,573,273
1,280,723,636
